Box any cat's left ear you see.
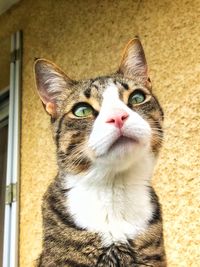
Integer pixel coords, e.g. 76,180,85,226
118,38,151,88
34,59,74,118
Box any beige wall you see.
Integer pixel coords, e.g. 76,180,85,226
0,36,10,90
0,0,199,266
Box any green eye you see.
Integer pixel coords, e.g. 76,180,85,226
129,90,146,105
73,103,94,117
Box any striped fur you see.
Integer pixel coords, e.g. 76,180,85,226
34,38,167,266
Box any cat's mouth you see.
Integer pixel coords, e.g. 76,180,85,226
108,135,139,152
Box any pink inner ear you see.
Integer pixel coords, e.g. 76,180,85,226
46,102,57,117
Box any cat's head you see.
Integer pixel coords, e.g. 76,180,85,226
34,38,164,175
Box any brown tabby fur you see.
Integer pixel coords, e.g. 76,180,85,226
34,39,167,266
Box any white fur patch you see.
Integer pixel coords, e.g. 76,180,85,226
65,155,154,246
64,82,155,246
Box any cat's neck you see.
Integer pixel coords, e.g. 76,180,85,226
64,152,155,189
62,154,155,246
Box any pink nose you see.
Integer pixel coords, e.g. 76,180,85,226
106,109,129,129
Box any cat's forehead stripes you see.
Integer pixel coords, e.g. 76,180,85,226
113,79,129,90
82,80,126,109
76,77,141,105
83,79,100,99
83,87,91,98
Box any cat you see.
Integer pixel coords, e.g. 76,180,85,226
34,38,167,267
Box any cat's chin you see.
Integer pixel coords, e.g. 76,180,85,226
101,135,143,158
108,136,138,153
94,136,150,172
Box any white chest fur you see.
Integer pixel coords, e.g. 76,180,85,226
65,159,154,246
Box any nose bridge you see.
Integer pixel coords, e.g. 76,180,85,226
109,108,127,117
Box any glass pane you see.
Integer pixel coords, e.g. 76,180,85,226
0,123,8,266
0,36,10,91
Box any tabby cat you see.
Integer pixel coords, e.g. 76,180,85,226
34,38,166,266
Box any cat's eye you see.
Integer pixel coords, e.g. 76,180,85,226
128,90,146,105
72,103,94,117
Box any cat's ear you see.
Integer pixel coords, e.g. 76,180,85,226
34,59,74,117
118,38,151,87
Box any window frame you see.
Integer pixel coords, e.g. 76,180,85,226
2,30,22,267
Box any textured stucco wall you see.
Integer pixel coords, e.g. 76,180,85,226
0,36,10,90
0,0,199,266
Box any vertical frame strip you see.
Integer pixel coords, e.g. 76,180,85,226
3,30,22,267
10,30,22,267
2,33,15,267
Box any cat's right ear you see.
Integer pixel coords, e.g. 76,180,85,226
34,59,73,118
118,38,151,88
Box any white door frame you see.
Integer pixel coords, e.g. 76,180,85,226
2,30,22,267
